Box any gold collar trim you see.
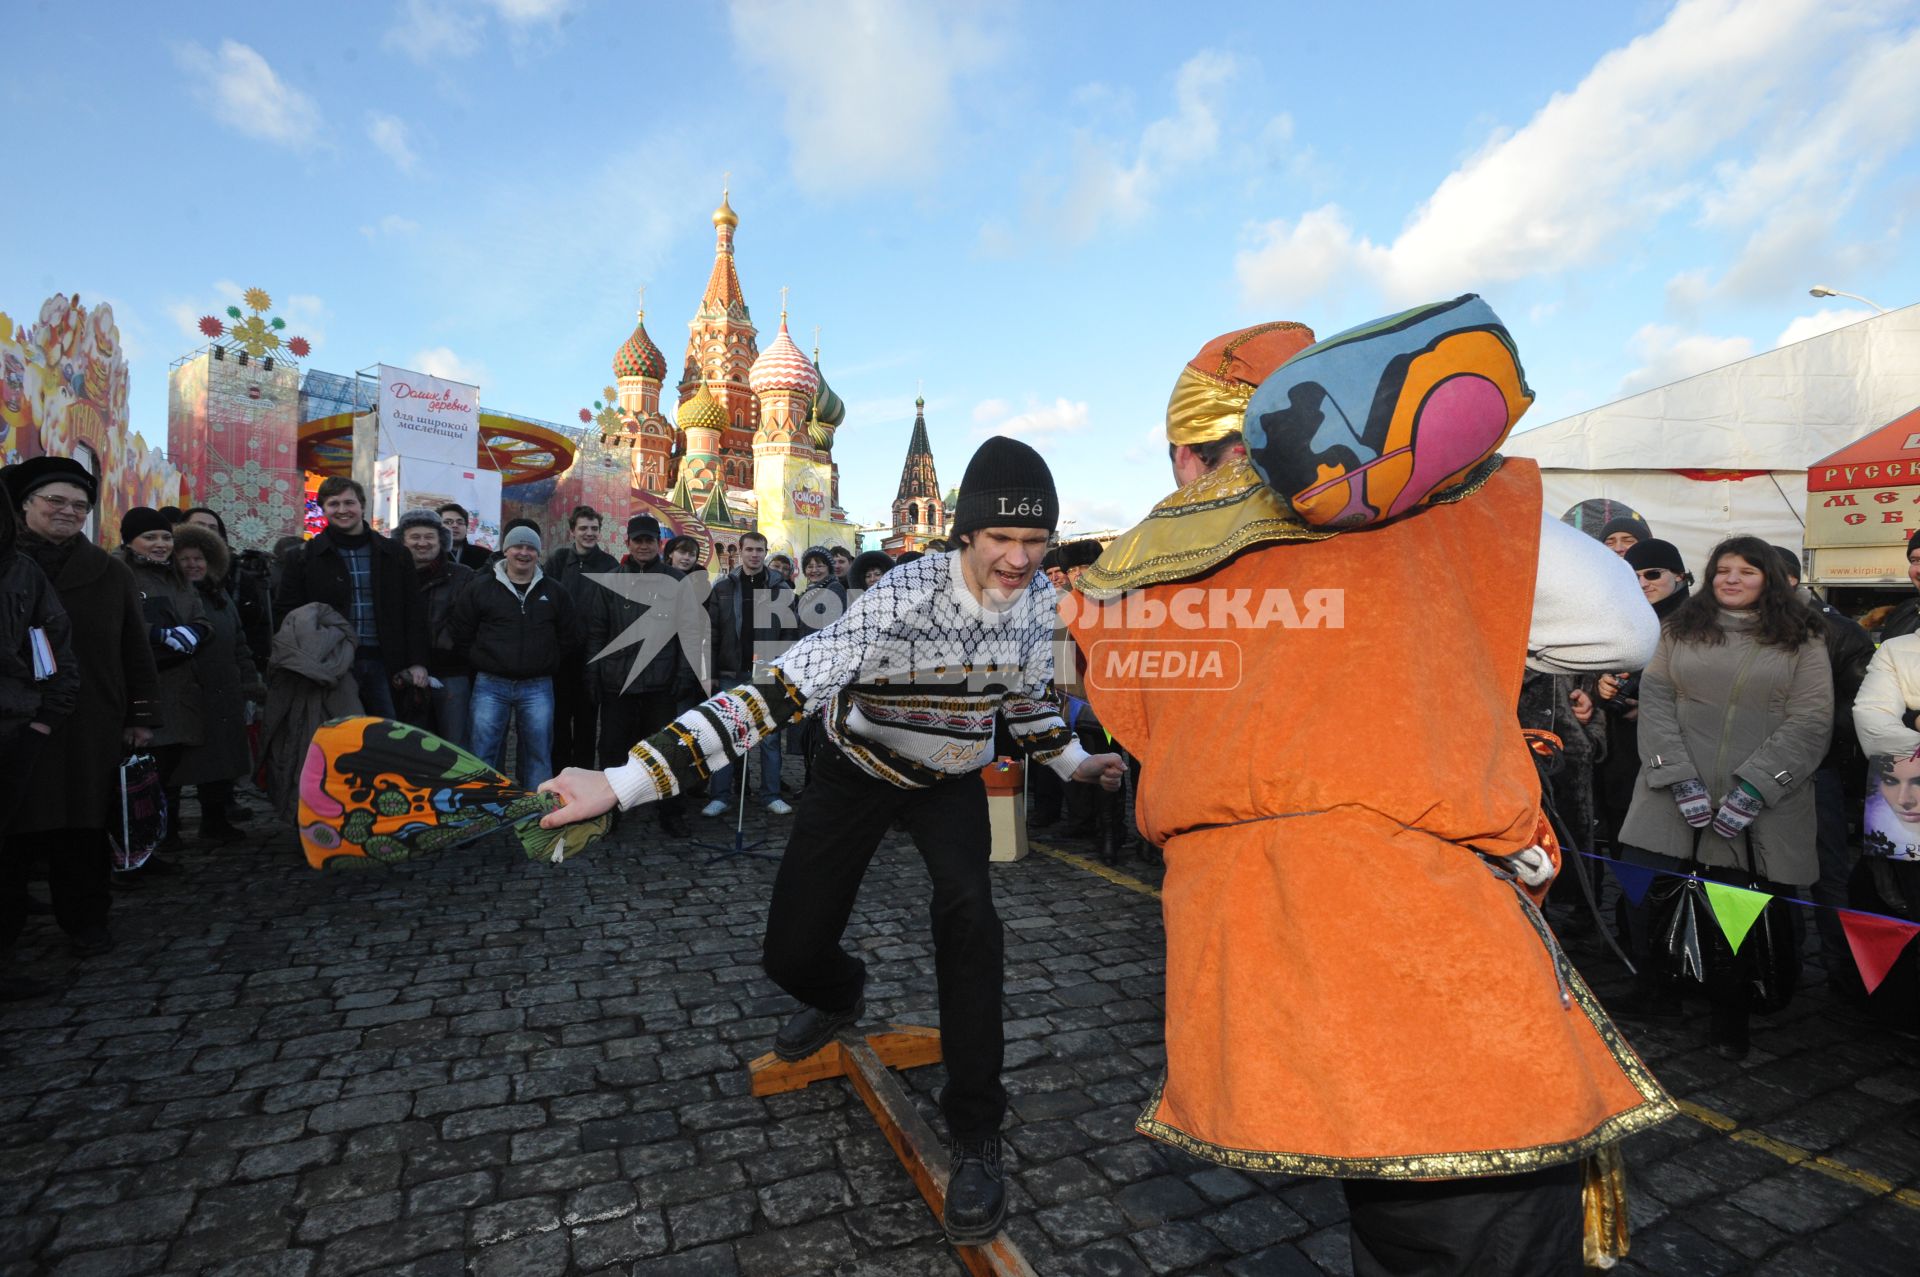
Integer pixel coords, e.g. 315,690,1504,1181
1077,455,1506,601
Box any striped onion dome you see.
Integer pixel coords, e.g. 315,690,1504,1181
678,382,728,434
748,315,820,397
811,368,846,427
614,313,666,381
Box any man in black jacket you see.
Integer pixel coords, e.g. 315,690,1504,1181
275,477,428,717
1777,546,1878,999
451,524,578,789
544,505,617,771
439,503,494,572
703,530,798,817
587,515,699,836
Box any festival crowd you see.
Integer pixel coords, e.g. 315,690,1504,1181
4,299,1920,1270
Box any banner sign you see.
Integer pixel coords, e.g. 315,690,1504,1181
377,364,479,467
1805,483,1920,548
373,457,501,546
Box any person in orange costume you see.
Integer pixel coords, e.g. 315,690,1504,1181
1068,298,1674,1275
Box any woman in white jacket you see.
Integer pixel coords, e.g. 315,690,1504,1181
1849,636,1920,922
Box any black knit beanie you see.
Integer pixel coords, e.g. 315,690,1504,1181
950,437,1057,540
1624,538,1687,578
120,506,170,543
1598,515,1649,542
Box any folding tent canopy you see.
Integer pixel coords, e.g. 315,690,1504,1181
1505,304,1920,577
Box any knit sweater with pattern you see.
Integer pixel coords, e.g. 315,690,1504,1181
604,551,1089,808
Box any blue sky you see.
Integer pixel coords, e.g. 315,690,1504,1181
7,0,1919,534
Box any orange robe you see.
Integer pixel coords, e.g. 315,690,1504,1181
1069,460,1672,1177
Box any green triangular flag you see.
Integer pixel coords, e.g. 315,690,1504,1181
1702,881,1771,953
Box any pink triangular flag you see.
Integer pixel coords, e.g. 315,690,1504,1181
1839,910,1920,996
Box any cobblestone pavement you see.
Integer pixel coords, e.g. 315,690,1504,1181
4,779,1919,1276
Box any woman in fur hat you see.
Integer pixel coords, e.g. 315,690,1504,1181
170,524,264,843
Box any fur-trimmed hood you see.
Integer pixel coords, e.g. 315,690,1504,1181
171,523,232,584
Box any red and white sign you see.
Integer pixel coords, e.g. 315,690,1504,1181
377,364,479,467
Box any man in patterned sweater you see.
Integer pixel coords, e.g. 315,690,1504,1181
540,437,1125,1243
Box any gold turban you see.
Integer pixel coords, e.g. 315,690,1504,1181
1165,321,1316,447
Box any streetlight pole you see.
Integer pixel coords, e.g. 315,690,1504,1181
1808,285,1889,313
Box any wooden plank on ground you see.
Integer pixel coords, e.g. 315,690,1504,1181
839,1038,1038,1277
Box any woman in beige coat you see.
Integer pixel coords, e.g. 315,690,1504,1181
1616,535,1831,1058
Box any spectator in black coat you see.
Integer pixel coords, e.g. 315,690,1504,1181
0,489,80,999
1,456,161,962
1777,545,1878,999
275,477,428,717
588,515,700,835
701,531,798,817
396,508,477,747
543,506,617,770
451,524,579,790
439,503,494,572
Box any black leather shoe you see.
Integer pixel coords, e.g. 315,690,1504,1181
944,1137,1008,1244
68,927,115,958
773,997,864,1061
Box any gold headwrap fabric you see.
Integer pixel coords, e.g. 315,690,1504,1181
1164,321,1316,447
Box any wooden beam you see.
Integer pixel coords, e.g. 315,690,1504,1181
744,1026,1035,1273
839,1038,1038,1277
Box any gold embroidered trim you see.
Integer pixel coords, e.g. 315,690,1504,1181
1133,961,1675,1178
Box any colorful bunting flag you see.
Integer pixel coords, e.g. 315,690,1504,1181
1838,910,1920,996
1701,881,1771,953
1608,861,1656,906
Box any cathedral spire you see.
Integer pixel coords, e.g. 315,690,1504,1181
896,396,939,503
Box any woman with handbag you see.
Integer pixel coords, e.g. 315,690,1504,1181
1616,535,1832,1058
115,508,213,866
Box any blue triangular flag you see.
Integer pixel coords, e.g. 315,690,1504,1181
1610,860,1656,906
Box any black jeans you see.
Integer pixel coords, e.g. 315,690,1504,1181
552,661,597,772
1343,1162,1583,1277
597,691,685,817
761,741,1006,1141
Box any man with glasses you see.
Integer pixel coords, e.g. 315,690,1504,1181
1,456,161,963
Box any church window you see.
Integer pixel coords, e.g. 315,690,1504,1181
908,502,919,526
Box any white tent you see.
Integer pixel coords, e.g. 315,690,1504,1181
1505,304,1920,576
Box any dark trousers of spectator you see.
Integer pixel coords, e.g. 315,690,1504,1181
1028,763,1064,827
3,829,111,948
552,662,597,772
1342,1161,1582,1276
1811,767,1860,994
353,656,396,719
761,741,1006,1141
597,691,685,818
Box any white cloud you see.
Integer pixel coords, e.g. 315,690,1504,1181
1238,0,1898,306
409,346,489,386
489,0,574,22
174,40,322,147
1618,323,1754,395
384,0,485,60
383,0,572,63
1044,51,1241,242
1776,307,1875,348
367,114,418,172
972,398,1010,424
728,0,999,193
976,396,1089,439
360,213,422,239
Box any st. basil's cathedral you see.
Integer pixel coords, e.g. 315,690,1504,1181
567,190,951,566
